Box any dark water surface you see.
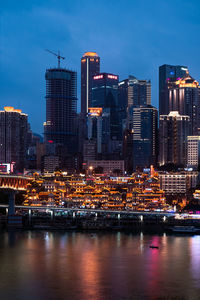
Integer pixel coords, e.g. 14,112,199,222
0,231,200,300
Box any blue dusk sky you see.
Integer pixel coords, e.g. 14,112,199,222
1,0,200,135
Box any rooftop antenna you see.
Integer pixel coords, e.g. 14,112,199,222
45,49,65,68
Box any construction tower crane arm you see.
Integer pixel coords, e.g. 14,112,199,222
45,49,65,68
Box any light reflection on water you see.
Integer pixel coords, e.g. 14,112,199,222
0,231,200,299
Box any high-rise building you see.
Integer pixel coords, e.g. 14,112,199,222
187,136,200,170
166,73,200,135
128,105,158,170
81,52,100,115
44,67,77,148
118,76,151,139
87,107,103,154
159,111,190,167
44,67,78,172
118,75,151,110
159,64,188,115
0,106,28,172
92,73,119,139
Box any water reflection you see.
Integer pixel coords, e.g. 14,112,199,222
190,235,200,283
0,231,200,299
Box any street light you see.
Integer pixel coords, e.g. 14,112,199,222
89,166,93,176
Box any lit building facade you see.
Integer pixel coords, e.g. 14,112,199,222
166,73,200,135
81,52,100,115
187,136,200,170
159,111,189,166
159,64,188,115
159,171,198,195
0,106,28,172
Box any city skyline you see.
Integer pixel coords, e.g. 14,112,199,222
1,0,200,134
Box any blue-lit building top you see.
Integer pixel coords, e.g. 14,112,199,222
159,64,188,115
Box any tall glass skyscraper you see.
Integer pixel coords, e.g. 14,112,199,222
128,105,158,170
166,72,200,135
159,64,188,115
91,73,119,139
44,68,77,148
118,75,151,131
81,52,100,115
118,75,151,108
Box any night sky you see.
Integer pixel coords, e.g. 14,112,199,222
1,0,200,135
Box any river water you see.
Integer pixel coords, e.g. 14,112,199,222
0,231,200,299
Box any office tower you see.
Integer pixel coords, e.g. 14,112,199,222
87,107,103,154
44,67,78,172
44,67,77,147
166,73,200,135
92,73,119,139
0,106,28,172
128,105,158,170
118,76,151,139
159,111,190,167
81,52,100,115
159,64,188,115
118,75,151,111
187,136,200,170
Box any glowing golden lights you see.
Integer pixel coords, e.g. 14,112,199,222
83,51,99,57
88,107,102,116
175,75,200,88
4,106,22,113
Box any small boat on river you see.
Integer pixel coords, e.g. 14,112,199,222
149,245,159,249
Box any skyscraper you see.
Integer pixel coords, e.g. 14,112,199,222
128,105,158,170
81,52,100,115
91,73,119,139
166,73,200,135
118,75,151,109
159,64,188,115
118,75,151,135
0,106,28,172
159,111,190,166
44,68,77,146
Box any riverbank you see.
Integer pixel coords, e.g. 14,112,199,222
1,213,200,233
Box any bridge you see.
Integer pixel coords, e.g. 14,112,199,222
0,175,32,226
0,175,31,190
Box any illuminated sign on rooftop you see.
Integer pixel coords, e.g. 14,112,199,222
93,75,103,80
88,107,102,116
107,74,118,80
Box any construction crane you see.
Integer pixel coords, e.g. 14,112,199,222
45,49,65,68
